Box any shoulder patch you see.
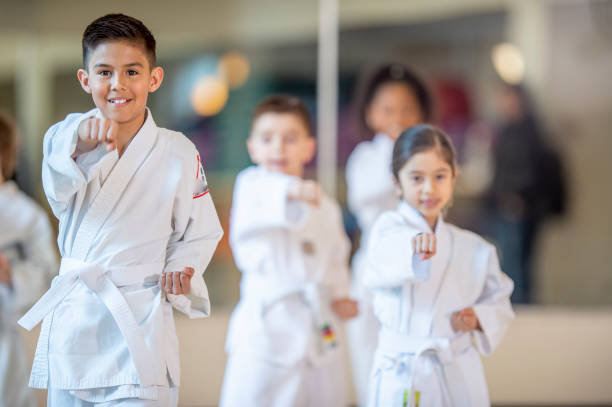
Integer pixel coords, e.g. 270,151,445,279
193,155,210,199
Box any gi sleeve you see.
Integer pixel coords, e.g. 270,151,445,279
42,109,108,218
165,151,223,318
363,212,430,289
472,245,515,355
319,200,351,299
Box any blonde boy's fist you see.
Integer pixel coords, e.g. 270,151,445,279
0,253,12,286
412,232,436,260
76,116,119,155
288,180,321,206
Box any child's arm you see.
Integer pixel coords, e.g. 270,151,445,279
230,167,313,245
470,245,515,355
319,200,359,321
42,109,111,218
363,212,433,289
164,150,223,318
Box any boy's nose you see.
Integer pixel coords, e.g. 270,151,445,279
111,75,126,90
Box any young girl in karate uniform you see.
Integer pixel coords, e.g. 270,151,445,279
365,125,514,407
345,64,433,404
220,95,358,407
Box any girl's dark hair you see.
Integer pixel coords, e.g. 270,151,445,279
392,124,457,179
357,63,433,134
0,112,18,180
82,14,156,69
251,94,313,136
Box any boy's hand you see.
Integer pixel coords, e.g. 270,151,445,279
288,180,321,206
412,232,436,260
0,253,12,286
160,267,195,295
331,298,359,320
76,116,119,155
451,307,481,332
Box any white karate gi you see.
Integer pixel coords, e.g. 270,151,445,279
220,166,351,407
0,181,58,407
18,109,223,406
364,202,514,407
345,133,397,404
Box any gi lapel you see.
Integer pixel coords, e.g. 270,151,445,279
71,110,158,259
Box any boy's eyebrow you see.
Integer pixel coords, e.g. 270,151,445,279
408,167,450,174
92,62,145,69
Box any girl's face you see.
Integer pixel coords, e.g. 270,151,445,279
396,148,455,229
366,82,424,141
247,112,315,177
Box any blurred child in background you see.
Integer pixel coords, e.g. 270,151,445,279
0,111,58,407
220,95,358,407
345,63,432,404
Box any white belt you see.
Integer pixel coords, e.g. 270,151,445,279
19,258,164,387
375,329,472,407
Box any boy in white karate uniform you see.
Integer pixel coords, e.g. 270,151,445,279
219,95,359,407
18,14,223,406
364,125,514,407
0,112,58,407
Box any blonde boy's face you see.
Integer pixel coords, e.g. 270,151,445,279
247,112,315,178
396,149,455,227
77,40,163,130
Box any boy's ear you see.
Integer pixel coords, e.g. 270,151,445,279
77,69,92,94
302,137,316,164
246,137,258,164
149,67,164,93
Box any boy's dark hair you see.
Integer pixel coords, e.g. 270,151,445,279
392,124,457,179
357,63,433,134
251,94,313,136
0,112,18,180
82,14,156,69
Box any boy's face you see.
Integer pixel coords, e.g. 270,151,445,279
77,40,163,130
247,112,315,178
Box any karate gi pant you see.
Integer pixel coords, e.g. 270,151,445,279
220,351,348,407
47,383,178,407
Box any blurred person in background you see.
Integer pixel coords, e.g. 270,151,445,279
486,83,567,303
345,63,432,405
220,95,358,407
0,111,58,407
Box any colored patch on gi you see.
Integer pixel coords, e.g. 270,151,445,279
193,155,210,199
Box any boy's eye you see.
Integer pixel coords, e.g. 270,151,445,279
436,174,447,180
127,70,138,76
98,70,111,77
411,176,422,182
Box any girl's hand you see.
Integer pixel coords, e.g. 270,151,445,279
76,116,119,155
160,267,195,295
412,232,436,260
331,298,359,320
451,307,481,332
288,180,321,207
0,253,12,286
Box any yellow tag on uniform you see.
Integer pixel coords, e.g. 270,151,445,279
302,241,315,255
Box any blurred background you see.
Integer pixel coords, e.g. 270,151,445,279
1,0,611,405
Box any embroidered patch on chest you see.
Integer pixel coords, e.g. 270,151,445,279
302,240,316,255
193,155,210,199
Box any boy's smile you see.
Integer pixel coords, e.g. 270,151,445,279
77,40,163,139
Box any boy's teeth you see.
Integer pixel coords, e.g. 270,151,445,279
111,99,127,104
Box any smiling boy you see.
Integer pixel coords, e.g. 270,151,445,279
18,14,223,407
